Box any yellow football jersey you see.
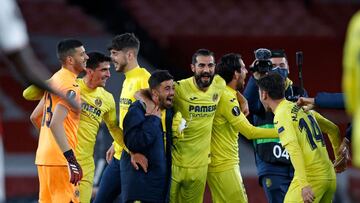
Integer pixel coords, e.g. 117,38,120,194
76,79,123,163
209,86,277,172
343,11,360,167
172,75,225,167
23,79,124,161
114,66,150,159
274,100,340,188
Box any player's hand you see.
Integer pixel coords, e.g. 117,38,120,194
130,152,148,173
334,138,351,173
297,97,315,112
63,149,83,185
236,91,249,116
301,186,315,203
106,144,115,164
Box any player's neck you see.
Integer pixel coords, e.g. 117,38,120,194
83,76,97,89
270,98,285,113
63,64,81,76
124,60,139,73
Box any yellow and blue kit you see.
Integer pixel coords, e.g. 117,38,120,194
113,66,150,159
208,86,278,203
274,100,341,202
170,75,225,203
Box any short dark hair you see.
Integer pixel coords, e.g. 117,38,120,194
257,72,285,100
108,33,140,53
57,39,83,62
148,70,174,90
216,53,242,84
86,52,111,70
271,49,287,58
192,49,214,65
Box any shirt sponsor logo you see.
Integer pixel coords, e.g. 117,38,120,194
188,105,216,118
189,105,216,112
81,102,101,118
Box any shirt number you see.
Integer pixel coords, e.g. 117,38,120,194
298,115,325,150
41,93,53,127
273,145,290,160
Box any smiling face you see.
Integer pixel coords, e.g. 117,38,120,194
110,49,128,73
87,61,111,88
153,79,175,109
71,46,89,74
191,55,215,90
236,59,248,90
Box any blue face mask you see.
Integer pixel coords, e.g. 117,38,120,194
271,67,288,79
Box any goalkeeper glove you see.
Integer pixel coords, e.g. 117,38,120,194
63,149,83,185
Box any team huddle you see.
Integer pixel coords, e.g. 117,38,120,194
23,33,349,203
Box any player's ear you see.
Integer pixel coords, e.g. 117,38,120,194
191,64,195,73
85,68,92,75
234,70,240,80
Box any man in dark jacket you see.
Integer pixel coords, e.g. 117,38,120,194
244,49,307,203
120,70,175,203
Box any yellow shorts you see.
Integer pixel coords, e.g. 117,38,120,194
78,160,95,203
207,165,248,203
284,178,336,203
170,164,208,203
37,165,79,203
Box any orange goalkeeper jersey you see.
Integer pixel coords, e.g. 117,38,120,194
35,67,81,166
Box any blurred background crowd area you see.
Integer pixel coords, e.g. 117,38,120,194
1,0,360,202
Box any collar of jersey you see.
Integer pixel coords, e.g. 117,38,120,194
77,78,96,93
274,99,288,115
60,67,77,80
225,85,237,96
124,66,142,78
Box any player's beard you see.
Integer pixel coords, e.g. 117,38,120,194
236,79,244,91
115,62,127,73
194,72,214,89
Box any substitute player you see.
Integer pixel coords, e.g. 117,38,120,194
258,73,341,203
30,39,88,202
94,33,151,203
170,49,225,203
208,53,279,203
24,52,128,203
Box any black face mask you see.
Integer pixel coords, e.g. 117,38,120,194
271,67,288,79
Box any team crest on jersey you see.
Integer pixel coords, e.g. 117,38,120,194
95,98,102,107
66,90,76,100
212,93,219,102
